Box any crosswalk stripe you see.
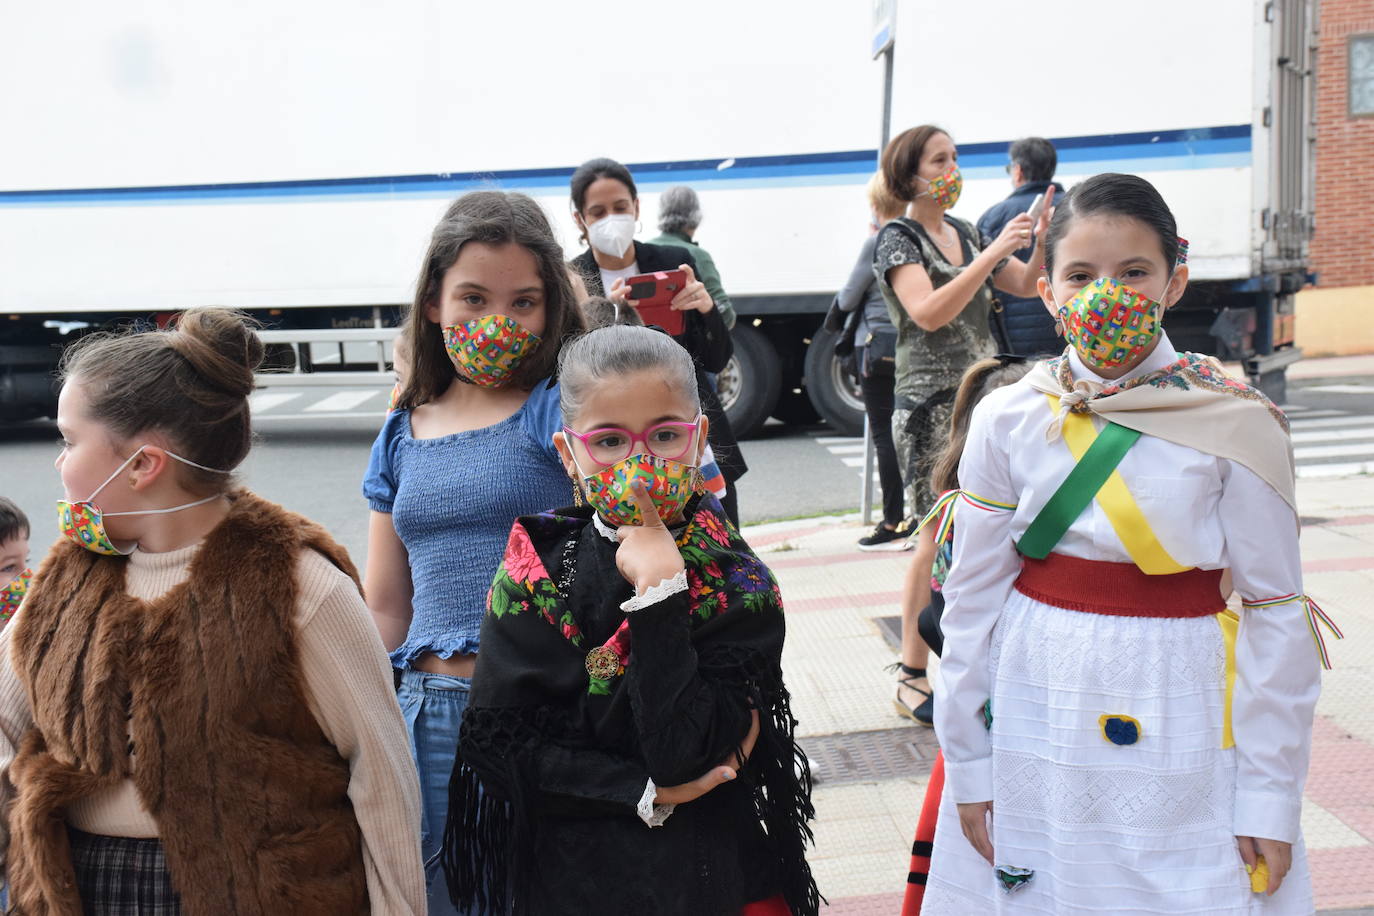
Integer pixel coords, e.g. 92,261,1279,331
1302,384,1374,395
304,390,382,412
813,409,1374,479
1291,426,1374,444
1285,409,1349,421
249,392,303,413
1287,414,1370,430
1293,442,1374,460
1297,461,1374,478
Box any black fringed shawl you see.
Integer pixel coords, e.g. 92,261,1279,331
442,497,819,916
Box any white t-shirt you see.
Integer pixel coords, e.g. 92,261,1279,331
599,261,640,298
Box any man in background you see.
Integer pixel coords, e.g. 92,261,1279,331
648,186,737,329
977,137,1066,356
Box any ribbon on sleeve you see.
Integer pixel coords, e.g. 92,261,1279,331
1240,593,1343,670
916,489,1016,549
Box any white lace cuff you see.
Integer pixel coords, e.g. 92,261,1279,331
620,570,689,613
637,779,676,827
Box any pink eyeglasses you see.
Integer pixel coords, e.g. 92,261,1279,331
562,416,703,465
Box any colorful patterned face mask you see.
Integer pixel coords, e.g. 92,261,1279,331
1,568,31,622
442,314,541,389
57,446,229,556
920,164,962,210
1056,277,1168,370
574,452,703,527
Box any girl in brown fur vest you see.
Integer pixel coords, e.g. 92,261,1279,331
0,309,426,915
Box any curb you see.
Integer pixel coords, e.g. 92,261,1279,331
1288,354,1374,380
742,512,863,546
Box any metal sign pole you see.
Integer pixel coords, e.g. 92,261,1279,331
861,418,876,525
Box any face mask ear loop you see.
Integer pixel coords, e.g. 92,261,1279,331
1158,236,1189,308
691,414,708,469
84,446,148,503
165,451,232,475
1047,286,1067,326
101,494,221,519
566,441,594,485
94,449,232,517
1159,267,1180,310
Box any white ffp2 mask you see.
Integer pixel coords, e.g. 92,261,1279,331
586,213,636,258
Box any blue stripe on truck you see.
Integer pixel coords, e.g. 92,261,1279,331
0,125,1251,206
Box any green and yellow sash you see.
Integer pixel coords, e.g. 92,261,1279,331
1017,395,1186,574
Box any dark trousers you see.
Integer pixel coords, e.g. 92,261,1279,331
858,361,905,526
718,486,741,529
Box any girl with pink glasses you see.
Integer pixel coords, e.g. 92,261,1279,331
440,325,818,916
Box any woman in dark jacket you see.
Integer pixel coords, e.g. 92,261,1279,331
568,157,747,525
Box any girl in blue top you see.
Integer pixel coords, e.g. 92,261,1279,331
363,190,585,913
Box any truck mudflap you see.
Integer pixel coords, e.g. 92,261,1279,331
1247,346,1303,405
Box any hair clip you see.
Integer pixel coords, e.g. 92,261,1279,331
1176,237,1190,266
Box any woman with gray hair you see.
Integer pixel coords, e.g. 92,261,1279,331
647,186,737,330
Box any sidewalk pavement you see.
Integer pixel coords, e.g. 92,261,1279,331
744,472,1374,914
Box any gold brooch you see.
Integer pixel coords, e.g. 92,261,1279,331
584,646,621,680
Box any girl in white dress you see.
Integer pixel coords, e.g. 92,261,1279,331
923,173,1334,914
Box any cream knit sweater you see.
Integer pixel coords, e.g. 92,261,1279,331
0,542,426,915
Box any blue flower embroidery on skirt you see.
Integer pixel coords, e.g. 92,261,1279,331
1099,714,1142,745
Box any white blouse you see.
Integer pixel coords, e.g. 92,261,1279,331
935,335,1321,844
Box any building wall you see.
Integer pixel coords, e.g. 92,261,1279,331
1310,0,1374,288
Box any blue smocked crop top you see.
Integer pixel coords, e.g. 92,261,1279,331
362,382,572,668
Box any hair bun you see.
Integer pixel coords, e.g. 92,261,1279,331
169,308,264,399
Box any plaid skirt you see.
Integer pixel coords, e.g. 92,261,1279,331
68,827,181,915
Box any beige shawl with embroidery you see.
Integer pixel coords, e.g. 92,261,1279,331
1023,352,1297,514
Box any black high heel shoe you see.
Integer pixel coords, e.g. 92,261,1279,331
888,661,934,726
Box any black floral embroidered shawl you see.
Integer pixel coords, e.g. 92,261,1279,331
442,497,819,916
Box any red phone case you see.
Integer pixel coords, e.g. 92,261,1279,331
626,270,687,334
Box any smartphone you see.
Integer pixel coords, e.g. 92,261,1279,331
626,269,688,334
1025,192,1047,227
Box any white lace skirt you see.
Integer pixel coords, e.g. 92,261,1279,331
922,591,1313,915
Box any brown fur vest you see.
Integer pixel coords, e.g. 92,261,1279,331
5,490,369,915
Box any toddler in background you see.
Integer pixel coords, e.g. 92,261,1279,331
0,498,30,628
387,330,412,414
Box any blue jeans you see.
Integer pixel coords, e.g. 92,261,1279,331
397,668,473,916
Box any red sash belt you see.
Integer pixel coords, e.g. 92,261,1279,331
1015,552,1225,618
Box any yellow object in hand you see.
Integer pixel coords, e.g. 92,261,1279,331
1249,857,1269,894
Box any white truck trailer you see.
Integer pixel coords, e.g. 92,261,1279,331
0,0,1314,431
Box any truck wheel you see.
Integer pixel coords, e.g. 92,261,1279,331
260,343,299,373
803,327,866,436
719,324,781,440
